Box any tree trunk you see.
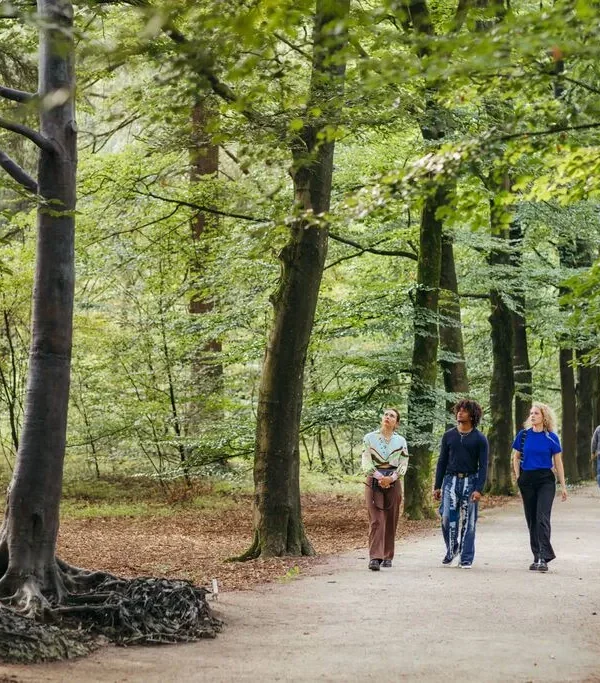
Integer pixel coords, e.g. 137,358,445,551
439,230,469,428
0,0,77,610
576,350,595,479
245,0,350,558
509,219,532,429
486,198,514,495
189,100,222,429
560,348,579,482
404,185,444,520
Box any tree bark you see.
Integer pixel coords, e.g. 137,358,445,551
486,197,514,495
0,0,77,608
404,185,444,520
246,0,350,557
576,350,595,479
439,230,469,428
560,348,578,482
189,100,222,429
509,219,532,429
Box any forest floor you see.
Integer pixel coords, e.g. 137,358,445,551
1,480,599,682
52,476,509,592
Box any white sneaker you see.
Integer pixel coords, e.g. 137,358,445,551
458,562,472,569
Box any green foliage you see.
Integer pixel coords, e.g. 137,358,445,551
1,0,599,484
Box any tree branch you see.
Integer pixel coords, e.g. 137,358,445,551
0,85,35,103
134,189,269,222
328,231,418,260
0,117,55,152
492,121,600,143
0,150,38,193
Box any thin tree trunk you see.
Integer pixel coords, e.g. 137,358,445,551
189,99,222,427
245,0,350,558
404,185,444,520
439,231,469,428
486,195,514,495
0,0,77,607
509,219,532,429
576,350,595,479
560,348,578,482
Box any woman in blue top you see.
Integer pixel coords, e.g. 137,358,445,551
511,402,567,572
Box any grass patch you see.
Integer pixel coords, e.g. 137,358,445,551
60,500,170,519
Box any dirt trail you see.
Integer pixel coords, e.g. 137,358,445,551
2,485,600,683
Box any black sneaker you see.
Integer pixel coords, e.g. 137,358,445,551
442,553,457,566
536,559,548,572
369,559,381,571
381,559,392,568
529,561,539,570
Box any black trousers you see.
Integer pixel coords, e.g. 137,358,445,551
517,468,557,562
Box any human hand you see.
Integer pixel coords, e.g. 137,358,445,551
561,487,567,502
433,489,441,501
471,491,481,503
379,476,392,489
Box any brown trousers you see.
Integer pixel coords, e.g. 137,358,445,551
365,475,402,561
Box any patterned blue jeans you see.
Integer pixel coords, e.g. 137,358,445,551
440,474,479,565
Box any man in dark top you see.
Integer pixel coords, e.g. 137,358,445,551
433,399,489,568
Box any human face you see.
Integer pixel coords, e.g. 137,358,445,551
529,405,543,429
456,407,472,428
381,410,398,430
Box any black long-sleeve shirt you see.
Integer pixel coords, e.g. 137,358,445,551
434,428,489,493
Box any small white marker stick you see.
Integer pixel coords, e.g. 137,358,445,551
211,578,219,600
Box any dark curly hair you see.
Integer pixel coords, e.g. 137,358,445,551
453,399,483,428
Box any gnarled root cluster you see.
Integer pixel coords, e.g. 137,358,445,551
0,560,221,664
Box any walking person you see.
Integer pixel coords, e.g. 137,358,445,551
433,399,488,568
591,424,600,488
512,402,568,572
362,408,409,571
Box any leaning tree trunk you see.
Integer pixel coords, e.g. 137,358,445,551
509,218,532,429
486,196,514,495
0,0,77,610
560,348,579,482
242,0,350,558
576,350,595,479
439,230,469,429
404,185,444,520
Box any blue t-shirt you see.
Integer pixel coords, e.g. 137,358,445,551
512,429,561,470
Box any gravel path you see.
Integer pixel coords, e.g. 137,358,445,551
2,485,600,683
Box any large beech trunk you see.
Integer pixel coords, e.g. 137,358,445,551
245,0,350,558
404,185,444,520
0,0,76,608
439,231,469,427
560,348,579,482
486,199,514,495
509,219,532,429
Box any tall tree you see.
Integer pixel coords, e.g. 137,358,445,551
439,230,469,426
189,99,222,429
0,0,77,608
244,0,351,556
404,185,444,519
560,348,579,482
402,0,448,520
510,218,532,429
486,187,515,495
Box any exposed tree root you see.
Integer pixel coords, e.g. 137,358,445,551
0,562,221,663
228,531,261,562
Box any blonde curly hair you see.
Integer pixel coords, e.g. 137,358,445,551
524,402,557,433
